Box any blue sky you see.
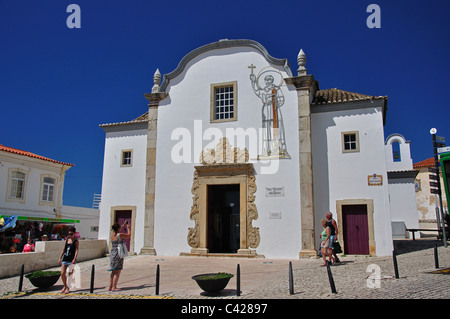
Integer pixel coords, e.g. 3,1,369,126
1,0,449,208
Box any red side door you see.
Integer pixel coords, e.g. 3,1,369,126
115,210,131,251
342,205,369,255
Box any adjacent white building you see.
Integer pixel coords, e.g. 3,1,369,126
0,144,99,242
99,39,418,258
384,134,419,238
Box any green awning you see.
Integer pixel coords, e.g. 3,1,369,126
0,215,79,223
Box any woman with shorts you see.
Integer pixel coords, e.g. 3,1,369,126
58,227,79,294
320,219,335,266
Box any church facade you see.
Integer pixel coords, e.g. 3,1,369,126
98,39,416,259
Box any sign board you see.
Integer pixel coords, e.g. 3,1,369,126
430,181,440,188
368,174,383,186
269,212,282,219
431,188,441,195
429,174,439,181
438,146,450,154
0,215,80,223
415,179,421,192
265,187,285,197
436,136,446,143
429,167,439,173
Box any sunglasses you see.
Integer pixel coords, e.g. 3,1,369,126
68,232,74,236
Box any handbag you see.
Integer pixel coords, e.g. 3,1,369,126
117,234,128,258
333,241,343,254
117,241,128,258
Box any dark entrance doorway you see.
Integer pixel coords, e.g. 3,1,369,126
342,204,369,255
207,184,240,253
114,210,131,251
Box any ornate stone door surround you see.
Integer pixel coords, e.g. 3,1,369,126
187,140,261,257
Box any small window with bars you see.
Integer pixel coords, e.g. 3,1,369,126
342,131,360,153
121,150,132,167
211,82,237,122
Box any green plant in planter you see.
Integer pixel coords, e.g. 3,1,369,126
192,272,234,294
194,273,234,280
25,270,60,279
26,270,61,289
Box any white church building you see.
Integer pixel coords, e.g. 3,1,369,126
98,39,418,259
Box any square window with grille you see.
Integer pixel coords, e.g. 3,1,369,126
211,82,237,122
121,150,132,167
342,131,360,153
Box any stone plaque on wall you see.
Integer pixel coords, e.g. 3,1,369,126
265,187,284,197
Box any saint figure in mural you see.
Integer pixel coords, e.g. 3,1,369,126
249,66,289,158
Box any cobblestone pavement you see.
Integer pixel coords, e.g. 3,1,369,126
1,239,449,300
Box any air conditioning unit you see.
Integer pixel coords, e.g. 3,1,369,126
391,221,406,239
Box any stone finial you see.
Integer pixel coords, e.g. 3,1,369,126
297,49,307,76
152,68,161,93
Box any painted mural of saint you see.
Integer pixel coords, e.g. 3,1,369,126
250,67,289,158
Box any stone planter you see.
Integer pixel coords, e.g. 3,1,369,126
26,271,61,289
192,273,234,294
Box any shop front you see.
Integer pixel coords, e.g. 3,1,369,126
0,215,80,254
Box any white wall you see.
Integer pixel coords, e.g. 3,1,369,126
387,180,419,233
98,128,147,253
61,205,99,239
311,103,393,256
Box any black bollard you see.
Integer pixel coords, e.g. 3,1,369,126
18,264,24,292
434,244,439,269
236,264,240,296
90,264,95,293
155,264,160,295
392,250,399,279
289,262,294,295
325,261,337,294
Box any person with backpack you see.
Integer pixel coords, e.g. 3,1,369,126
326,212,341,263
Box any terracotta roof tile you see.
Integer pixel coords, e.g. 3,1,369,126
99,112,148,127
312,88,387,105
0,144,74,166
413,157,436,169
